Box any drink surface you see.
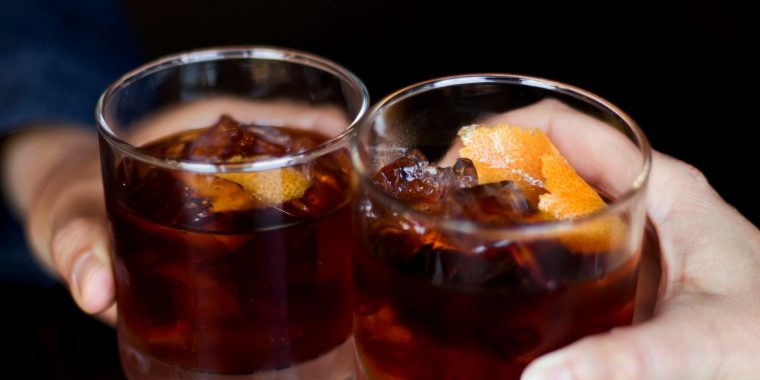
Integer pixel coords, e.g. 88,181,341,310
103,116,354,375
353,148,641,379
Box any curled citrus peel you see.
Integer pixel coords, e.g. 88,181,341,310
458,124,557,203
538,154,622,252
458,124,619,253
218,168,311,205
212,154,312,206
179,153,311,211
538,154,606,219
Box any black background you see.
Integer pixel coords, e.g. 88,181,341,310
5,1,758,378
125,0,759,224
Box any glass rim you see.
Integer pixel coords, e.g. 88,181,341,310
350,73,652,238
95,46,370,173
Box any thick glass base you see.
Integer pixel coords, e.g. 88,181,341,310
119,333,355,380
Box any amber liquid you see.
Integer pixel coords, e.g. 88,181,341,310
103,126,353,376
353,208,642,379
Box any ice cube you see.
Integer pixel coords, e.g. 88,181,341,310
121,165,219,227
247,124,293,148
416,237,560,290
288,134,323,153
398,240,521,287
367,214,431,262
444,180,536,226
248,125,324,154
515,240,608,290
451,158,478,188
372,150,452,213
286,178,338,218
188,115,287,161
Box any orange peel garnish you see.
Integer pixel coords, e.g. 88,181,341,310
458,124,617,253
218,167,311,205
458,124,558,202
538,154,620,252
179,173,260,212
537,154,606,219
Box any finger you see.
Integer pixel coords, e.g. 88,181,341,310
481,99,760,295
437,99,643,198
643,152,760,299
510,110,760,379
95,304,117,327
50,216,114,315
520,318,710,380
521,290,760,380
484,98,644,198
486,100,759,243
129,97,352,145
484,100,760,269
0,126,94,218
39,166,114,315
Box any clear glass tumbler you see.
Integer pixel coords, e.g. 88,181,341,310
351,74,651,379
96,47,369,379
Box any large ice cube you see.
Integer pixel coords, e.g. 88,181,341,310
450,157,478,188
425,243,520,286
188,115,287,161
371,150,455,213
444,180,536,226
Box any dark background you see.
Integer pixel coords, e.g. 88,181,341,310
5,0,757,378
124,0,758,224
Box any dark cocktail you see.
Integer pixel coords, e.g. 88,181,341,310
97,48,368,379
350,75,651,379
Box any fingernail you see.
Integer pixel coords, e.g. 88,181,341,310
522,356,573,380
71,251,112,313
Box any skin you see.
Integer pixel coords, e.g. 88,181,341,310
0,99,350,326
2,99,759,379
511,100,760,380
1,125,115,322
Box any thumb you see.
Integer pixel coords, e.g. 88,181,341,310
520,302,725,380
50,217,114,315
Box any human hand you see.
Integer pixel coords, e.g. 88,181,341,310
505,100,760,379
2,126,115,322
1,98,350,326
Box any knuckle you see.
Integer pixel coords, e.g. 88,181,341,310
50,217,93,273
669,159,710,190
672,160,710,190
539,98,573,114
655,158,714,205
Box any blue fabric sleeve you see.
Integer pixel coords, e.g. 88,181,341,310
0,0,142,135
0,0,142,284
